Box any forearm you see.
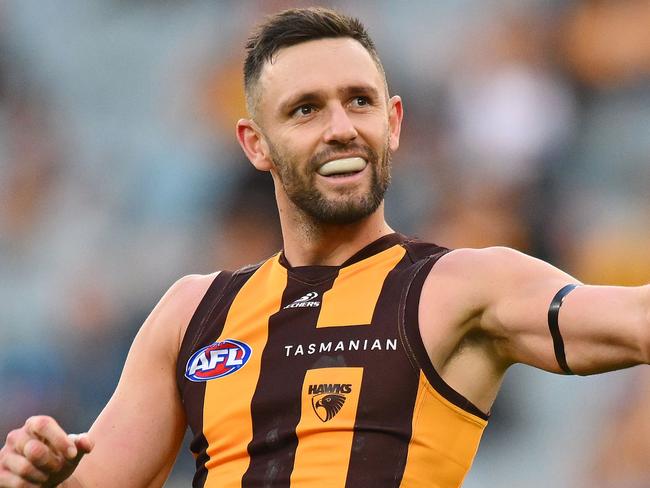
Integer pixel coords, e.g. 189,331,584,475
559,284,650,374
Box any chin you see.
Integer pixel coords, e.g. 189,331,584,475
306,197,382,225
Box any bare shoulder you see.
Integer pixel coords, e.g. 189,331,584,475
416,249,517,357
423,247,530,309
420,245,574,340
425,245,577,343
436,246,541,275
431,246,571,293
158,272,220,313
143,272,221,354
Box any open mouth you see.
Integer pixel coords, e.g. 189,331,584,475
317,157,367,177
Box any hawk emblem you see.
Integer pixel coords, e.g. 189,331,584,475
312,393,346,422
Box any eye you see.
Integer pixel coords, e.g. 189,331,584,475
292,104,316,117
351,96,369,108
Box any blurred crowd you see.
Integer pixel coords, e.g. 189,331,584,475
1,1,649,487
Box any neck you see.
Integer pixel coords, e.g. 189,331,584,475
279,203,393,267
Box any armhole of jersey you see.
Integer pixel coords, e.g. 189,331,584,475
176,270,234,386
400,254,490,421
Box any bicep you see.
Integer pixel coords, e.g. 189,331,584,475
479,248,649,374
75,323,184,488
72,274,215,487
76,328,186,487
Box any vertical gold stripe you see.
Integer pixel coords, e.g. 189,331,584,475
290,367,364,487
317,245,406,327
400,373,487,488
203,256,287,488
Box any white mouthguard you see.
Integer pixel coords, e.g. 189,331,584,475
317,157,367,176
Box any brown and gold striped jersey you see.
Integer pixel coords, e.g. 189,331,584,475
176,233,488,488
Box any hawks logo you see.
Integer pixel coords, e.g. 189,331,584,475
185,339,251,382
309,383,352,422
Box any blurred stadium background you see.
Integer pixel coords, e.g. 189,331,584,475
1,0,649,486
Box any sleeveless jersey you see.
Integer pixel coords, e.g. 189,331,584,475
176,233,488,488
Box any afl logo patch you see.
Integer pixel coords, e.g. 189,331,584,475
185,339,252,382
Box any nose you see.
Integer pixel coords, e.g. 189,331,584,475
323,104,358,145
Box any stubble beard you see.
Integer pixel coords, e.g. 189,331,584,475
269,140,392,225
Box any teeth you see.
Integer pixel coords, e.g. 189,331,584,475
317,157,367,176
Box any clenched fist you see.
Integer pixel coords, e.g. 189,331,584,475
0,416,93,487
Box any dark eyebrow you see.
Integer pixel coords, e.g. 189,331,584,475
338,85,381,101
277,90,326,116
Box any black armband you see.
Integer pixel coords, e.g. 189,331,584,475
548,284,580,375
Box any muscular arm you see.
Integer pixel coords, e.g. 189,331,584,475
440,247,649,373
420,247,649,411
65,273,217,488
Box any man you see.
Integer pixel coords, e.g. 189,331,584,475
1,7,648,488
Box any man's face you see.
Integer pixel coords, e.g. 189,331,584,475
252,38,402,224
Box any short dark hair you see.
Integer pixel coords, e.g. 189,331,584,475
243,7,385,115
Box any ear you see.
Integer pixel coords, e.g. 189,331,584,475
236,119,273,171
387,95,403,153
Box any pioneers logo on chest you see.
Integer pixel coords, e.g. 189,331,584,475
284,291,320,309
185,339,252,382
